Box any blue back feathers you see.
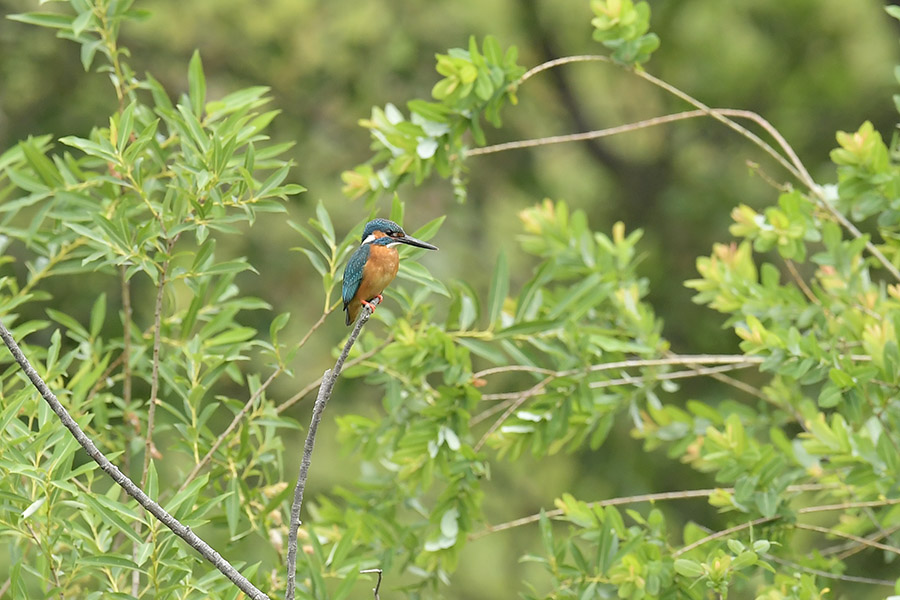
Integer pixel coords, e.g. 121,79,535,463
342,243,370,309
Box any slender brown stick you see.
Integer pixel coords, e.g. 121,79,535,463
285,298,380,600
674,516,778,558
467,110,709,156
0,319,270,600
473,362,757,423
470,488,723,540
142,255,170,488
470,483,835,541
797,498,900,514
121,265,140,600
474,354,764,380
836,523,900,561
764,554,894,587
794,523,900,557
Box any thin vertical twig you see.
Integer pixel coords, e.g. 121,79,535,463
0,319,270,600
142,253,171,488
285,298,381,600
121,266,141,598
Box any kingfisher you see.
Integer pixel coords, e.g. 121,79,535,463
341,218,438,326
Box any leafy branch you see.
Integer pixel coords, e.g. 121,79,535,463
0,318,270,600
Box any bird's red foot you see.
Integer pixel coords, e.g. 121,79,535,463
361,295,383,313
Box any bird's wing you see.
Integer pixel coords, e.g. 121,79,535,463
342,245,370,309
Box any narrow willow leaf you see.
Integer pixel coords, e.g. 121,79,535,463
188,49,206,118
486,250,508,326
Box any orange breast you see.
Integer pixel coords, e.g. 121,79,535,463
354,244,399,305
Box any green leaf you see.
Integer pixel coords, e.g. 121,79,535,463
390,193,405,224
225,478,240,538
46,308,90,340
116,101,136,151
21,497,46,519
78,555,143,571
71,9,93,36
8,12,75,30
89,293,106,338
397,261,450,297
314,200,335,247
205,327,257,347
81,495,144,544
188,50,206,118
673,558,704,578
487,250,509,326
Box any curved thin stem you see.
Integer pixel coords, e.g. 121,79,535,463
763,553,894,587
141,252,171,488
470,483,834,541
510,55,900,282
794,523,900,558
474,354,763,380
517,54,612,85
467,110,709,157
674,516,779,558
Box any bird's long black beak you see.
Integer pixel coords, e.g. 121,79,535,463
398,235,438,250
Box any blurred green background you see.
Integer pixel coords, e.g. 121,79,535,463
1,0,898,597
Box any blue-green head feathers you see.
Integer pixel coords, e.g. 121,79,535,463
361,218,404,243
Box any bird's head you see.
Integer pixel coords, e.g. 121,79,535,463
360,218,438,250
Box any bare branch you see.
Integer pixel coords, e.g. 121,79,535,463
472,359,760,428
0,319,270,600
517,54,612,85
470,483,835,541
467,110,710,157
794,523,900,558
359,568,383,600
474,354,764,380
512,55,900,282
674,516,779,558
763,554,894,587
142,253,171,488
285,298,381,600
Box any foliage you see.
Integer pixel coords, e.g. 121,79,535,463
0,1,304,597
2,1,900,600
341,35,525,203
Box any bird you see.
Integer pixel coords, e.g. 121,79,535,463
341,218,438,326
